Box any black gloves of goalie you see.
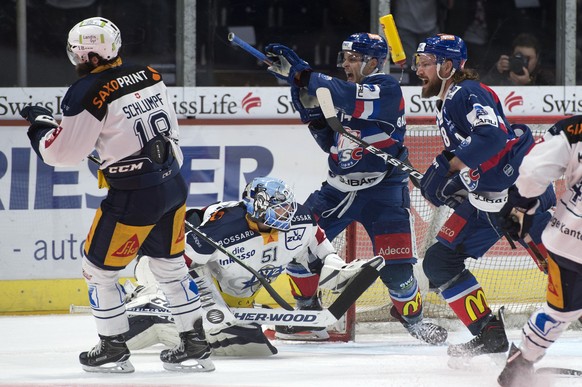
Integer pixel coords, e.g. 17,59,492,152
20,105,59,160
497,185,539,241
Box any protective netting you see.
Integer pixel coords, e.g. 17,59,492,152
324,124,575,329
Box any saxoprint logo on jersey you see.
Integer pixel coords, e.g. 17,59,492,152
285,227,306,250
93,69,154,109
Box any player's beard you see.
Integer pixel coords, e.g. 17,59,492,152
421,76,442,98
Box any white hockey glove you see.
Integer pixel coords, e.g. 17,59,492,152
318,254,385,294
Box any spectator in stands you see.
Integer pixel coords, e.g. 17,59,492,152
392,0,447,84
482,33,555,85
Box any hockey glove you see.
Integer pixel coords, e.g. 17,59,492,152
497,185,539,241
265,43,312,86
20,105,58,128
290,85,323,123
420,151,466,208
20,105,59,160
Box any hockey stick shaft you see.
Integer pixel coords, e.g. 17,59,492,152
315,87,423,187
184,220,294,311
227,33,273,66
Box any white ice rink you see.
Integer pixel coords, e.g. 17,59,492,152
1,314,581,387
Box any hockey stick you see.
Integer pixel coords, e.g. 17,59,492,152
184,219,294,311
227,33,273,66
70,264,380,327
536,367,582,377
315,87,423,187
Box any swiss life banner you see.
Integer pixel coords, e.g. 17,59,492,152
1,86,581,120
0,124,328,281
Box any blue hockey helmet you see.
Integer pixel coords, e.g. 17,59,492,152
413,34,467,71
337,33,388,71
242,177,297,231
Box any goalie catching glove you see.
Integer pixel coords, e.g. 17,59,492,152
318,254,385,294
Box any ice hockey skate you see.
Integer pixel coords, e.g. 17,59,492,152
79,334,134,373
497,343,535,387
160,318,215,372
389,305,448,345
275,295,330,341
447,307,509,368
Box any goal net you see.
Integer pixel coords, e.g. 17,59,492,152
321,122,570,341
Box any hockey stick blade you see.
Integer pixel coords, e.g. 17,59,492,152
315,87,423,186
184,220,294,311
536,367,582,377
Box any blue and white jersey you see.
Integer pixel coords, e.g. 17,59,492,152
307,72,407,192
437,80,533,194
37,61,181,168
184,202,335,303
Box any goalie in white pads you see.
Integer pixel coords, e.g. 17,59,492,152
496,115,582,386
124,176,383,355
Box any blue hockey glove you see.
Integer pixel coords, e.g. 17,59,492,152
265,43,312,86
420,151,466,208
290,85,323,123
497,185,539,240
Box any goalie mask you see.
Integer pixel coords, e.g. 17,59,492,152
336,33,388,72
412,34,467,72
242,177,297,231
67,17,122,65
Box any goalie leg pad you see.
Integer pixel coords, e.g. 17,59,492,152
208,323,277,356
319,254,384,293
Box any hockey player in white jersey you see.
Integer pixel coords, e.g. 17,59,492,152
496,115,582,386
19,17,212,373
124,176,383,355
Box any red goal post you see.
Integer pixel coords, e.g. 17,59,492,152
322,115,568,342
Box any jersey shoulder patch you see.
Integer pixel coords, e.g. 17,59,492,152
290,204,316,226
552,115,582,144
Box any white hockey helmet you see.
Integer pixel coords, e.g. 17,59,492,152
66,17,122,65
242,177,297,231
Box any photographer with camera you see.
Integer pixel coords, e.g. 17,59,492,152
482,33,555,86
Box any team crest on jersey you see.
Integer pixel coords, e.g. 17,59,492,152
285,227,306,250
337,129,363,168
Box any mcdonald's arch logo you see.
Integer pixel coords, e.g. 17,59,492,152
402,291,422,317
464,289,489,321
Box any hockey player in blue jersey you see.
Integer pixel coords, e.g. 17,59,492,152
413,34,555,359
262,33,447,344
